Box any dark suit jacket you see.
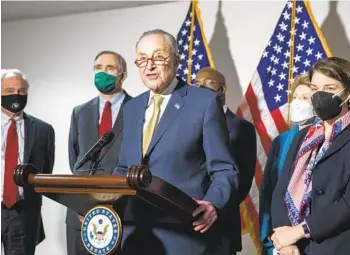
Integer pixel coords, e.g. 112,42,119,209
114,80,239,253
225,109,256,203
65,91,131,229
271,126,350,255
222,109,256,251
22,113,55,249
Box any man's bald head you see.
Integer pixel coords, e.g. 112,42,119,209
195,67,226,105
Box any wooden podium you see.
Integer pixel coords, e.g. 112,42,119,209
14,164,198,255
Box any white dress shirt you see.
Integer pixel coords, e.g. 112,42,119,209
143,78,178,133
1,111,25,200
99,91,126,126
223,105,228,114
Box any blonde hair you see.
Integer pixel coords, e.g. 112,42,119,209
288,73,311,128
290,73,310,96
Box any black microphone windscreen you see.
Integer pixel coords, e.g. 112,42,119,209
102,131,115,144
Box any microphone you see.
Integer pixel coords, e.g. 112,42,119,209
74,131,115,170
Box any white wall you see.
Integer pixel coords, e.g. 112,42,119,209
2,1,350,254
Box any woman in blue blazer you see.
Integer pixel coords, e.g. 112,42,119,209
270,57,350,255
259,73,314,255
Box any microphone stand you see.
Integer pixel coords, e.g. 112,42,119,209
89,161,99,176
74,152,105,175
75,146,110,175
89,151,102,176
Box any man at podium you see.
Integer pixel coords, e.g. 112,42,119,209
113,29,239,255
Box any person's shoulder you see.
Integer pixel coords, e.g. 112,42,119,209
278,130,293,140
275,126,308,154
123,90,148,111
186,84,216,101
292,126,309,142
271,132,284,147
24,113,54,132
123,90,133,103
183,84,221,113
228,110,254,129
73,97,98,114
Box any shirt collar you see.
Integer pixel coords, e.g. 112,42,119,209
99,90,125,106
1,111,24,126
223,105,228,114
148,77,178,104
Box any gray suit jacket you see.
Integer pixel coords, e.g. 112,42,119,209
65,91,131,229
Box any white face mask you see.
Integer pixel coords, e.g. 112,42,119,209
290,99,314,125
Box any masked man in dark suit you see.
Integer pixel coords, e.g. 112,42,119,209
65,51,131,255
1,69,55,255
195,67,257,253
113,29,239,255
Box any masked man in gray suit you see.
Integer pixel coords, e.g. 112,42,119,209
65,51,131,255
1,69,55,255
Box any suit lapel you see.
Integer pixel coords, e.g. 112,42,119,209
23,113,37,163
89,97,99,144
111,92,131,140
136,93,150,162
318,126,350,164
94,94,132,172
145,82,187,156
101,92,132,159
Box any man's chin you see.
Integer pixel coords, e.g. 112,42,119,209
144,82,161,92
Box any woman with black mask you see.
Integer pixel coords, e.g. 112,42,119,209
269,57,350,255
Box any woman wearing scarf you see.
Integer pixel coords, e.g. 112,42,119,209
259,73,314,255
270,57,350,255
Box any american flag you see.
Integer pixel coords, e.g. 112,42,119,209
176,1,214,84
237,0,331,252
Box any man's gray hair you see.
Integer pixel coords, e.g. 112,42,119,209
1,69,29,88
136,29,179,55
94,50,127,74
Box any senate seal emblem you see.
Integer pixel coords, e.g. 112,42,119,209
81,206,122,255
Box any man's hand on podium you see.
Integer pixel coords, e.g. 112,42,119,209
192,200,218,233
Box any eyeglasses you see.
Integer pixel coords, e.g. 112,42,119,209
134,56,171,68
195,79,226,93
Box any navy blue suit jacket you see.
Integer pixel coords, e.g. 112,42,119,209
271,126,350,254
114,80,238,224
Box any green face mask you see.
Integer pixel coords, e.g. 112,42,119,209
94,72,117,93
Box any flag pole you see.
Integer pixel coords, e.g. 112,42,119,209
196,0,215,68
187,0,197,83
287,0,297,127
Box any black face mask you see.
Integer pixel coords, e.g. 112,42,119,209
1,94,27,113
311,91,345,121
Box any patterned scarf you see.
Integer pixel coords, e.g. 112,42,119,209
284,110,350,225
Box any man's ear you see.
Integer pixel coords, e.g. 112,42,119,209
120,72,127,83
